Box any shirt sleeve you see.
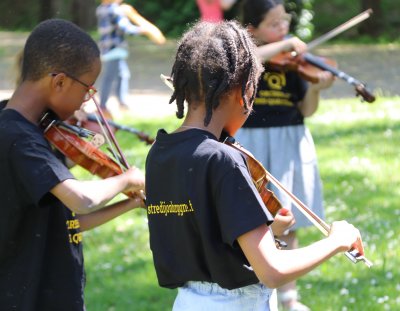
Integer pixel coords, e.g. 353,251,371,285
297,75,308,101
10,136,74,206
114,7,142,35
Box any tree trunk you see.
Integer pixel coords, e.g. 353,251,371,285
39,0,53,20
39,0,64,20
359,0,383,36
70,0,97,30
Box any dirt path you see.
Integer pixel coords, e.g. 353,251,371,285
0,32,398,117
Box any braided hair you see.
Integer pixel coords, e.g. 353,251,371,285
169,20,263,126
21,19,100,82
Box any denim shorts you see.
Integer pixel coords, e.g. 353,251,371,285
172,281,277,311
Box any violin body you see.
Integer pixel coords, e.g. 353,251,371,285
45,123,123,178
269,52,337,83
224,137,282,217
40,113,138,199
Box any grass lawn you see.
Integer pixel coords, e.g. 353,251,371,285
72,96,399,311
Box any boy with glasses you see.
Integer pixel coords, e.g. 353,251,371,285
0,19,144,310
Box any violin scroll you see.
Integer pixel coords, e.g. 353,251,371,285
355,83,376,103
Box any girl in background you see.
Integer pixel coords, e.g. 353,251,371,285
237,1,335,310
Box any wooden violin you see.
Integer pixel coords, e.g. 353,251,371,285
224,136,373,267
40,111,142,200
268,9,376,103
268,52,375,103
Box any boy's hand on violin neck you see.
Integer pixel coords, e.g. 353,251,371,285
124,167,145,192
328,220,364,255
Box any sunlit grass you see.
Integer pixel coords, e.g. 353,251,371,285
299,96,400,311
73,97,400,310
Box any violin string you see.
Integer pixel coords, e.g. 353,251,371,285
91,97,130,170
87,108,124,170
90,98,147,201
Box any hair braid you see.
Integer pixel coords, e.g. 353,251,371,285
170,20,263,126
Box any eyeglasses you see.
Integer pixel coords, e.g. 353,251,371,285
49,72,97,102
266,13,292,31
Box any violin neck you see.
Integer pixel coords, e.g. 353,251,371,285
304,53,362,86
86,114,154,144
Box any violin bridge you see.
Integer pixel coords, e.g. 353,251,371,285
91,133,105,148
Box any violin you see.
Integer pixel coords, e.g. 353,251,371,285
40,111,142,200
268,52,375,103
268,9,376,103
224,136,373,267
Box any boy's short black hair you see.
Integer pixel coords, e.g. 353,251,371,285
21,19,100,82
170,20,263,126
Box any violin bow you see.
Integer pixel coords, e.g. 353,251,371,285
91,97,147,201
289,9,376,103
90,97,130,170
306,9,373,52
264,170,373,267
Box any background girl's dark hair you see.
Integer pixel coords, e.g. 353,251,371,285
169,20,263,126
241,0,283,28
21,19,100,82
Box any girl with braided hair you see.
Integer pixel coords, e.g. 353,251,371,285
145,20,363,311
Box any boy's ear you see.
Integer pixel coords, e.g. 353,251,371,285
50,73,66,89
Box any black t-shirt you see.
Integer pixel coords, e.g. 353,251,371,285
0,108,85,310
145,129,274,290
243,64,308,128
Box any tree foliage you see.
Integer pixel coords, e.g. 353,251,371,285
0,0,398,41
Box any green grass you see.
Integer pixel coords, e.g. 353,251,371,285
71,115,179,311
72,97,400,310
